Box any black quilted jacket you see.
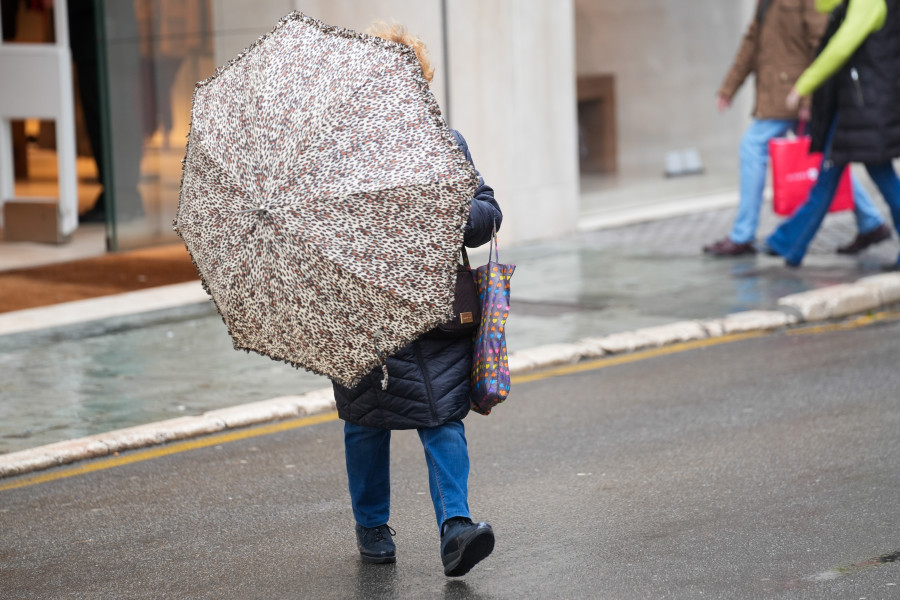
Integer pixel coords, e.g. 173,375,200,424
811,0,900,164
331,130,502,429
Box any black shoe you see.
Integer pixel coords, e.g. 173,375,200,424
702,237,757,256
763,244,800,266
440,517,494,577
837,224,892,254
355,524,396,564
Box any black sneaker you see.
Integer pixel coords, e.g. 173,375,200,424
440,517,494,577
355,523,396,564
837,224,892,254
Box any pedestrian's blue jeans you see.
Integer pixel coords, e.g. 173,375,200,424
766,119,900,266
344,420,470,531
729,118,884,244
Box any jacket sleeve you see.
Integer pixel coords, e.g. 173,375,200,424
450,130,503,248
718,19,758,100
794,0,887,96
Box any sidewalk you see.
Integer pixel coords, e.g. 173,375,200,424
2,203,900,475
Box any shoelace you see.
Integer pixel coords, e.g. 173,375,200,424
441,517,473,537
369,525,396,543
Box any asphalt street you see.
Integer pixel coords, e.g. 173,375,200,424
2,318,899,599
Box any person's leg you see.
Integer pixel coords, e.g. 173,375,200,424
766,116,846,266
849,174,885,235
417,420,471,530
766,158,847,266
419,420,494,577
729,119,796,244
344,421,391,527
864,162,900,266
837,173,891,254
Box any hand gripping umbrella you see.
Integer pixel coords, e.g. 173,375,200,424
175,13,477,387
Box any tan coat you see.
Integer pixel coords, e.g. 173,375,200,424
719,0,828,119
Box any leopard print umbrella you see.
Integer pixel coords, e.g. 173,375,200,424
174,13,477,388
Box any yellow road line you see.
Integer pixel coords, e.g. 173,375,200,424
4,309,898,492
787,308,900,336
0,412,339,492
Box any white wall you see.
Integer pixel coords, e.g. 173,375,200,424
574,0,756,177
448,0,580,245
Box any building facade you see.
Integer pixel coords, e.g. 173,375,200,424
0,0,755,263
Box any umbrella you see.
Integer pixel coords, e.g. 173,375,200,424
174,12,478,387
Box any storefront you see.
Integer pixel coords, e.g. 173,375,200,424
1,0,212,263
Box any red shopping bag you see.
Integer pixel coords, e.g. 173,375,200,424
768,135,854,216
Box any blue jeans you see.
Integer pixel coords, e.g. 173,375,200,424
767,121,900,266
729,119,884,244
344,420,470,530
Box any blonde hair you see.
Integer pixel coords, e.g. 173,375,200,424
366,21,434,83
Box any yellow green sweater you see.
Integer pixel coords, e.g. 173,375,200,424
795,0,888,95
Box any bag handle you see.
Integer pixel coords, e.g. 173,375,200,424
461,220,501,266
488,222,500,263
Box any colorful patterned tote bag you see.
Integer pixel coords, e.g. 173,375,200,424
470,229,515,415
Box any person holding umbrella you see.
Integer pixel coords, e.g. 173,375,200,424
176,11,500,578
330,22,502,577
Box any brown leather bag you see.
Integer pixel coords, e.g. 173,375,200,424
431,248,481,338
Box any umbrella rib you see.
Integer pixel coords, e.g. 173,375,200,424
289,71,388,164
311,178,473,212
262,67,413,204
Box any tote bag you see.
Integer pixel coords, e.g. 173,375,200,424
469,230,515,416
769,135,853,216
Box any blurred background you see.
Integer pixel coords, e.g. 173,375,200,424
0,0,755,267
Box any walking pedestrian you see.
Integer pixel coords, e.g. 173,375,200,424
766,0,900,268
330,22,501,577
703,0,889,257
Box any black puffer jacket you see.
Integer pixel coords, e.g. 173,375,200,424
332,130,502,429
811,0,900,163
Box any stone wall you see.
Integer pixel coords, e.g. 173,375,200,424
573,0,756,178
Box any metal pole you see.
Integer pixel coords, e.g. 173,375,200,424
440,0,451,127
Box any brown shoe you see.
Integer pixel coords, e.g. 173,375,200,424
837,224,892,254
703,237,757,256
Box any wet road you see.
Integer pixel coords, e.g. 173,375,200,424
2,318,899,599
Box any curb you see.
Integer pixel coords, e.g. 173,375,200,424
2,272,899,480
0,281,209,337
0,390,336,479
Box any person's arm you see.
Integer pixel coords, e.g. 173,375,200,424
794,0,887,96
450,131,502,248
717,19,759,107
815,0,842,13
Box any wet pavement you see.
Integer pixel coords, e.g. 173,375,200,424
1,205,897,454
3,320,899,598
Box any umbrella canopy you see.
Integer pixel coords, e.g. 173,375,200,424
175,12,477,387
